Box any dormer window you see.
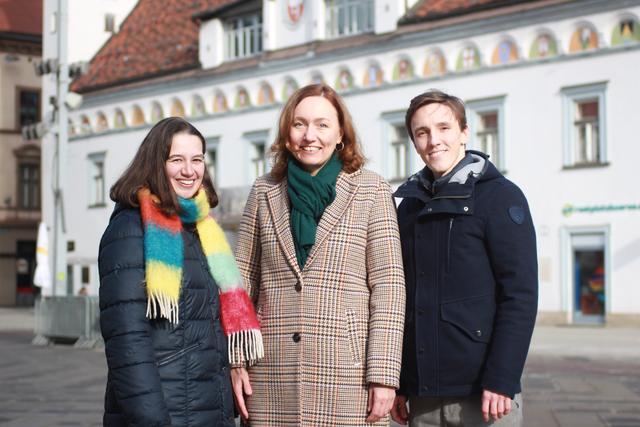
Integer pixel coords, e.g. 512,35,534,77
225,13,263,60
325,0,374,39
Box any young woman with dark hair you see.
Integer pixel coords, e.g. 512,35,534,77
99,117,263,426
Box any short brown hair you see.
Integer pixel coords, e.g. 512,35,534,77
270,84,365,181
405,89,467,141
110,117,218,215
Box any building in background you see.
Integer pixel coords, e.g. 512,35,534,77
0,0,43,306
46,0,640,324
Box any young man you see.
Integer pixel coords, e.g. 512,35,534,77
391,90,538,426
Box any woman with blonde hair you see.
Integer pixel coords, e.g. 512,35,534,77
231,84,405,426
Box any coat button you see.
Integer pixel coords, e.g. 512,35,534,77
421,386,429,392
418,309,424,316
292,332,301,343
463,206,469,212
427,208,433,212
419,271,425,277
476,330,482,337
295,282,302,292
419,347,425,354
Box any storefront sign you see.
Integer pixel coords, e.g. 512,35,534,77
562,203,640,217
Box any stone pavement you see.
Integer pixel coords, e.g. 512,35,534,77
1,307,639,427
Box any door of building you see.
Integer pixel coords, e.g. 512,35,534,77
570,233,606,324
16,240,37,306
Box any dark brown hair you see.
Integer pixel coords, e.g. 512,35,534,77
270,84,365,181
405,89,467,141
110,117,218,215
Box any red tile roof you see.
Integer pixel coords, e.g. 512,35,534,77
0,0,42,35
402,0,533,23
72,0,232,93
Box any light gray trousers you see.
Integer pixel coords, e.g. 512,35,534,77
409,393,523,427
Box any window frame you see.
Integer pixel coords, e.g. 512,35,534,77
16,87,41,130
325,0,375,39
466,96,506,172
87,152,107,208
244,130,270,183
224,13,263,60
206,137,220,186
381,111,415,184
562,82,608,168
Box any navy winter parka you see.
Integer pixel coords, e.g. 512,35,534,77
394,151,538,399
98,205,235,427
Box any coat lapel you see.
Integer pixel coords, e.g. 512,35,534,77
305,170,360,270
265,179,303,278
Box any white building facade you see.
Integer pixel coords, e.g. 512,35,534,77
47,0,640,324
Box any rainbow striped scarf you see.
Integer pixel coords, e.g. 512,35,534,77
138,187,263,365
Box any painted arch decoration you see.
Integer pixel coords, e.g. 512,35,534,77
456,44,481,71
213,91,229,113
310,71,324,85
191,95,206,117
282,77,299,101
569,25,599,53
96,112,109,132
151,102,164,122
114,108,127,129
491,39,519,65
257,83,275,105
363,62,384,87
131,105,145,126
529,33,558,59
423,50,447,77
80,115,92,134
334,68,354,91
392,57,414,81
611,17,640,46
170,98,185,117
235,87,251,108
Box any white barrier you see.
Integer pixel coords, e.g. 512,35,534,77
33,296,103,348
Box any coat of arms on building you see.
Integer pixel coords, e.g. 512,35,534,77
285,0,304,26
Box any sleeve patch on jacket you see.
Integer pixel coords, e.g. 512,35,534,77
508,206,525,225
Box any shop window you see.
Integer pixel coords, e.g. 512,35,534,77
570,232,607,324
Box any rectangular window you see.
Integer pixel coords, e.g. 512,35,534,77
19,89,41,128
467,97,505,171
88,153,106,207
562,83,607,167
104,13,115,33
225,14,263,60
382,112,414,183
81,266,90,284
206,137,219,186
18,163,40,209
244,131,269,182
325,0,374,38
390,124,411,181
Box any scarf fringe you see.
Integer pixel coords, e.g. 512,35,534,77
228,329,264,366
146,292,179,324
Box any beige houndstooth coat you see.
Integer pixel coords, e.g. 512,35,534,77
235,168,406,426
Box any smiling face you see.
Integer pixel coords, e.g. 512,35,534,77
410,102,469,178
164,132,205,199
286,95,343,176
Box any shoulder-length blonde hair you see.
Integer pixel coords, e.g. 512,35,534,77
270,84,365,181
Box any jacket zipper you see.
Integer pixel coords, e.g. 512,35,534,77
446,218,453,273
157,341,201,367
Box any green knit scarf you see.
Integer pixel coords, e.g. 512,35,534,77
287,153,342,268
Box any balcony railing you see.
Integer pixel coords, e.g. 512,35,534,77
326,0,374,39
0,206,41,224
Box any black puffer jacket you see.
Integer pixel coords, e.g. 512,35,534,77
98,205,235,427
